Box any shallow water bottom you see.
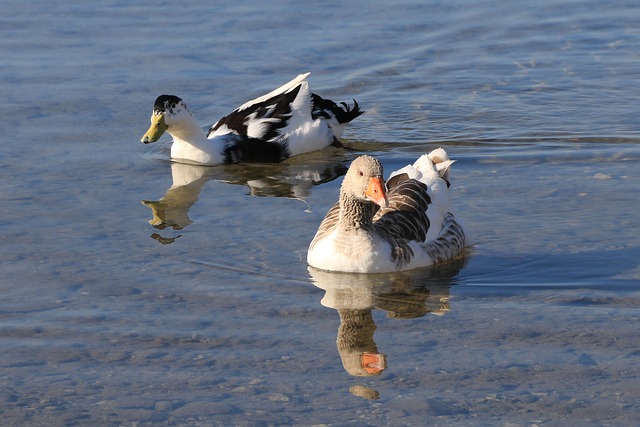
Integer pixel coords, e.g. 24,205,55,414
1,257,638,426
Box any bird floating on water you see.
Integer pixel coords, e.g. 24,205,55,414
307,148,466,273
141,72,363,165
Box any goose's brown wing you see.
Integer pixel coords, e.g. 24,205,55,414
373,175,431,243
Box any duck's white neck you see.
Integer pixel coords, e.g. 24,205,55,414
168,113,225,165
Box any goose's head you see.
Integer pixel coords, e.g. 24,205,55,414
342,155,388,208
141,95,190,144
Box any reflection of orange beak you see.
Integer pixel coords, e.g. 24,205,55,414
364,177,388,208
361,352,387,375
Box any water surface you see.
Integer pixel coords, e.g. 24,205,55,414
1,0,639,425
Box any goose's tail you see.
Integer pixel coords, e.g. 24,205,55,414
410,147,455,185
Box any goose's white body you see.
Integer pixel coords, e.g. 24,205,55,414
307,148,466,273
309,228,408,273
141,73,363,165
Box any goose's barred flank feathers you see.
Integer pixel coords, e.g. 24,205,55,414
308,201,340,253
424,213,466,264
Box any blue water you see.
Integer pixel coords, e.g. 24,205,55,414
2,0,640,425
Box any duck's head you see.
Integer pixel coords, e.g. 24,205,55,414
342,155,388,208
141,95,189,144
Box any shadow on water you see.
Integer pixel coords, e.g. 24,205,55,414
308,257,468,400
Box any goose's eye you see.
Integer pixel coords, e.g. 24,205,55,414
358,170,364,177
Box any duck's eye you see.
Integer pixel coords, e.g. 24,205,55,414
358,170,364,177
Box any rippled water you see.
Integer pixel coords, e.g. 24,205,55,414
2,0,640,425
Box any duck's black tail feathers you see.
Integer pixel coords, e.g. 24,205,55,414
311,93,364,124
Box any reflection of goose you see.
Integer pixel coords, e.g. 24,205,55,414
141,155,348,237
309,257,466,381
141,73,363,165
336,309,386,377
308,148,466,273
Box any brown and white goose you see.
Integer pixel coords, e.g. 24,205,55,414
307,148,466,273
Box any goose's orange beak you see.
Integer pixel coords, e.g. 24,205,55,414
365,177,388,208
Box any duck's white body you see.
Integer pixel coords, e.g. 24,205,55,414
307,148,466,273
141,73,363,165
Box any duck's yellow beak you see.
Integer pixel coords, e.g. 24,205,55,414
141,113,168,144
364,177,388,208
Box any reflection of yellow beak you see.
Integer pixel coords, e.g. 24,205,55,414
141,113,168,144
364,177,388,208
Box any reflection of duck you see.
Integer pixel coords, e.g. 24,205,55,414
142,162,212,231
308,148,466,272
309,257,466,385
142,155,348,239
213,156,348,199
141,73,363,165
